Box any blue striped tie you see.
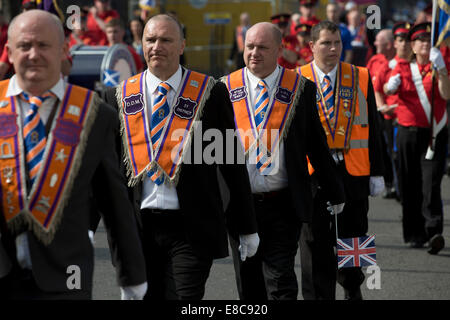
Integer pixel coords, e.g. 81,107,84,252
21,92,53,186
148,82,171,185
254,80,269,130
254,80,273,175
322,75,334,121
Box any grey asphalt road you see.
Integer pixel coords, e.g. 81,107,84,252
92,175,450,300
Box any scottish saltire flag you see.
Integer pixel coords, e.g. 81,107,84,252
102,69,121,87
337,235,376,269
139,0,156,11
435,0,450,46
36,0,65,22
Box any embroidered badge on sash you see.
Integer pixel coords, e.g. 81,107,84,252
275,87,293,104
229,86,247,102
0,113,18,138
173,97,198,119
123,93,144,115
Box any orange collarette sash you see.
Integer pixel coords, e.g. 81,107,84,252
298,62,359,150
118,69,214,186
0,80,98,244
222,67,301,157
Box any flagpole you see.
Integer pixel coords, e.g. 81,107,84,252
426,0,439,159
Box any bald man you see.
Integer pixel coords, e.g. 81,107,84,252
0,10,146,300
222,22,345,300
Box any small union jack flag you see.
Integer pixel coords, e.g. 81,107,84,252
337,235,376,269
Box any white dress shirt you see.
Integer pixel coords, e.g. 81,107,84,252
312,60,338,94
5,75,66,270
245,66,289,193
140,66,182,210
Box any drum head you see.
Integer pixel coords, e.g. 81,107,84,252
101,44,137,87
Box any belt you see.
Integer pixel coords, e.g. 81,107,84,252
399,125,430,132
253,189,286,202
141,208,181,216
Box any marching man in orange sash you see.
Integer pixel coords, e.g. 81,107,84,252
222,22,345,300
0,10,147,299
297,21,385,300
106,14,259,300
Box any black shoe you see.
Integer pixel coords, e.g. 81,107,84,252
344,287,363,300
428,234,445,255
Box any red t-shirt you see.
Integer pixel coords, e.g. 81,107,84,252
373,56,406,120
86,9,119,46
391,58,450,127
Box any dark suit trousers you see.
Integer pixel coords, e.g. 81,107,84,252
397,125,448,243
230,189,301,300
140,210,213,300
300,162,369,299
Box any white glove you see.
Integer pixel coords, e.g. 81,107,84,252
369,176,385,197
326,201,345,215
430,47,446,70
88,230,95,246
120,282,148,300
239,233,260,261
386,73,401,92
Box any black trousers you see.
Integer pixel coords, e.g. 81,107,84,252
397,125,448,243
381,118,398,188
230,189,301,300
140,210,213,300
300,165,369,300
3,268,91,300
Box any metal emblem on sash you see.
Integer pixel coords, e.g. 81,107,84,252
343,99,350,110
344,111,352,118
0,142,14,159
36,196,51,214
2,167,13,184
55,148,68,163
337,125,345,136
50,173,58,188
0,101,8,108
339,87,353,100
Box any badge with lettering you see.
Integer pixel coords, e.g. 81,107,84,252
339,86,353,100
229,86,247,102
123,93,145,115
53,118,82,146
275,87,293,104
173,97,198,120
0,113,18,138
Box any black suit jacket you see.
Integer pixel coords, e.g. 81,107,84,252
1,100,146,297
266,76,346,222
106,79,257,260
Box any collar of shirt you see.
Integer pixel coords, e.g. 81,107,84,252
145,65,182,102
246,65,280,96
5,75,65,101
313,60,338,91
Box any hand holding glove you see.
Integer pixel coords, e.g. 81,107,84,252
120,282,148,300
326,201,345,215
370,176,385,197
239,233,260,261
430,47,446,71
386,73,401,92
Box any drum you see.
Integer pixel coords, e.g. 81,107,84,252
68,44,137,91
